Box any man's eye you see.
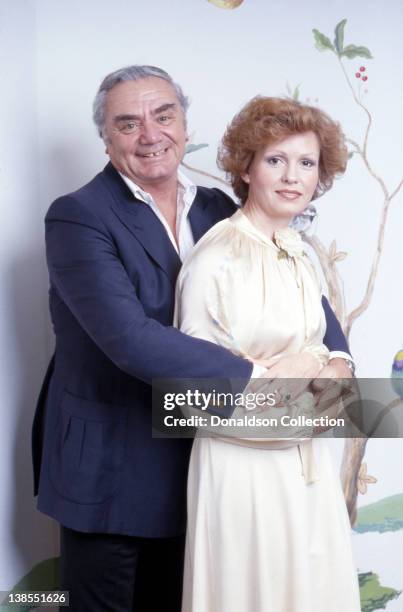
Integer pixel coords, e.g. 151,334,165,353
158,115,172,123
119,122,139,133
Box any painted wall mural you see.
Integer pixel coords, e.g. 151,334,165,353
207,0,244,8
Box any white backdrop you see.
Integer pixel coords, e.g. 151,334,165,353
0,0,58,592
1,0,402,606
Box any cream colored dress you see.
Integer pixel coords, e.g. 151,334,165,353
175,210,360,612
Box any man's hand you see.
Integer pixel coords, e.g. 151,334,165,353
249,352,322,406
256,352,322,380
311,358,358,435
312,357,352,389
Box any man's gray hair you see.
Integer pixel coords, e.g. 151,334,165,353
93,65,190,139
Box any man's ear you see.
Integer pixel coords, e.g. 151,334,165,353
103,134,110,155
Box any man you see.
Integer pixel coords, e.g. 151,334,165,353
32,65,353,611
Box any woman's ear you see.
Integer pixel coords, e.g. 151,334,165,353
242,173,250,184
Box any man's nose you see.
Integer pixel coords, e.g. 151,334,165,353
139,120,161,144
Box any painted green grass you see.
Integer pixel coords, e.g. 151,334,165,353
359,572,401,611
0,557,59,611
355,493,403,533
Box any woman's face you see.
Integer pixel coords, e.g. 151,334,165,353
243,131,320,224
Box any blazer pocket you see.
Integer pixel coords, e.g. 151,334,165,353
49,390,128,504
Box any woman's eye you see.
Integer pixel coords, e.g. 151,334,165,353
301,159,316,167
267,157,281,166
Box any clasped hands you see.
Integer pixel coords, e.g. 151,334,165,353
248,353,357,433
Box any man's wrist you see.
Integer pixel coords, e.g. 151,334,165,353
329,354,355,376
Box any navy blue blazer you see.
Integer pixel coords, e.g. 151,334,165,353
32,163,349,538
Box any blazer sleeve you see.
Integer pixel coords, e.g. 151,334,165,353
45,196,253,384
321,296,351,355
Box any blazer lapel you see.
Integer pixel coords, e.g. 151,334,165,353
188,187,223,243
102,163,182,282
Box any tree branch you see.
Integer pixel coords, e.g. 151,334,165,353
390,178,403,201
340,438,369,525
302,233,346,325
181,161,229,186
338,57,402,337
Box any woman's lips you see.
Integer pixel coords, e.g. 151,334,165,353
275,190,302,200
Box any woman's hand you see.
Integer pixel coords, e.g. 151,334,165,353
251,352,322,405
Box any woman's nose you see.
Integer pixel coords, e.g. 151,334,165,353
281,164,298,184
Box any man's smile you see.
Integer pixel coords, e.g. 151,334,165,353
137,146,170,158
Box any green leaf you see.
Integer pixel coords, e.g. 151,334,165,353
0,557,60,611
348,151,355,159
354,493,403,533
312,28,335,53
334,19,347,54
292,84,300,101
340,44,373,59
184,143,209,156
359,572,401,611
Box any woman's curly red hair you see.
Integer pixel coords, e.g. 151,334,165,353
218,96,348,204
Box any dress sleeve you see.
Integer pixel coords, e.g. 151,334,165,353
175,242,246,358
296,255,330,367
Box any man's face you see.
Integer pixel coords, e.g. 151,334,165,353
103,77,188,190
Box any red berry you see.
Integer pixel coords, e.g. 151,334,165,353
355,72,361,78
362,76,368,81
360,66,366,72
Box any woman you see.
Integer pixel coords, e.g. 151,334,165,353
176,97,361,611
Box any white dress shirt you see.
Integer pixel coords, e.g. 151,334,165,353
119,170,196,262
